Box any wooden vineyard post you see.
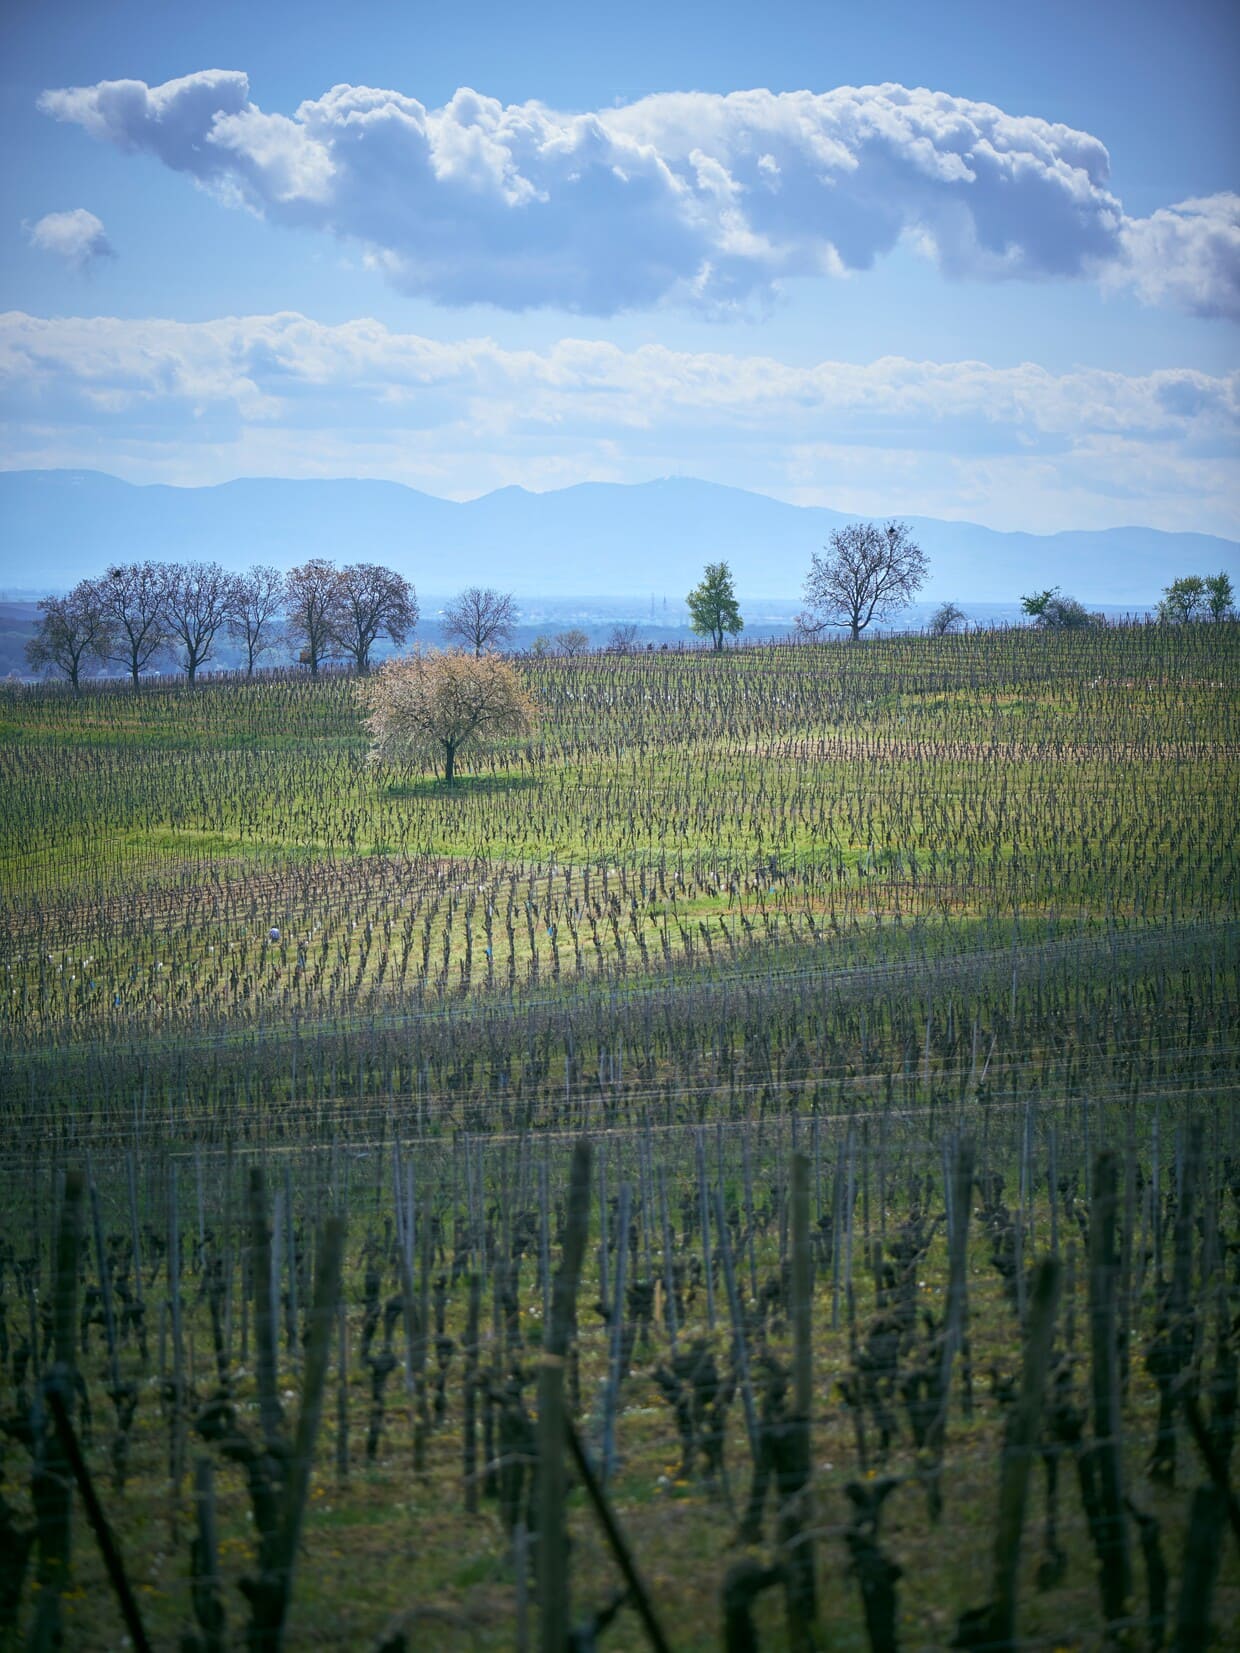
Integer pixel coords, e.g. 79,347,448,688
658,1166,680,1356
601,1181,632,1485
126,1150,146,1362
464,1272,482,1513
169,1166,187,1510
696,1128,717,1330
335,1294,349,1483
268,1214,346,1638
785,1150,817,1649
1088,1151,1133,1633
715,1185,760,1471
986,1255,1062,1649
29,1171,84,1653
1174,1484,1228,1650
537,1139,592,1653
250,1167,283,1446
928,1137,975,1468
190,1456,224,1653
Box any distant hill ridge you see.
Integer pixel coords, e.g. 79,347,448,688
1,469,1235,604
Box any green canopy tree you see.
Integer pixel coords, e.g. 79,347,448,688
1021,587,1093,631
687,561,743,651
1205,571,1234,620
1157,576,1207,624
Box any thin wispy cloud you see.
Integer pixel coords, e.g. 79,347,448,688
3,310,1236,532
25,208,114,271
38,73,1237,318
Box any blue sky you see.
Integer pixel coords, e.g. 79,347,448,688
2,0,1237,535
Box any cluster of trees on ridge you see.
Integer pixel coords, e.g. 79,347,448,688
22,563,526,691
23,523,1235,693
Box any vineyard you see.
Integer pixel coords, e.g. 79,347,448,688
0,621,1237,1650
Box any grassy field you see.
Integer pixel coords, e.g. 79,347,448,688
0,623,1237,1650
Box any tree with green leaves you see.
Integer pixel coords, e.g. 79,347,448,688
1205,570,1234,620
687,561,743,651
1021,587,1093,631
1156,576,1207,624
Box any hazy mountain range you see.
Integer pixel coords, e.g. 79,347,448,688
2,469,1236,605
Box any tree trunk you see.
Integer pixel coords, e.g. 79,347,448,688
444,741,456,785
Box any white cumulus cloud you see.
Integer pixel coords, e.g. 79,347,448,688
41,72,1226,315
1111,194,1240,321
26,208,115,270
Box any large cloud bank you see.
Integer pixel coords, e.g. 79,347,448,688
3,310,1236,532
37,72,1237,318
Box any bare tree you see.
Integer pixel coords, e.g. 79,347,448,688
358,648,537,785
333,562,418,675
929,600,967,636
227,564,287,675
607,622,640,654
25,580,112,693
798,521,928,641
440,587,517,656
162,560,237,683
97,560,169,685
555,628,590,657
285,559,343,677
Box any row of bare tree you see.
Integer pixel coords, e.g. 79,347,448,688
25,562,520,689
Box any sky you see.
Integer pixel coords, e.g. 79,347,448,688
1,0,1237,537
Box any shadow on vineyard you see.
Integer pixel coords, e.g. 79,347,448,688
0,623,1236,1650
381,774,541,800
